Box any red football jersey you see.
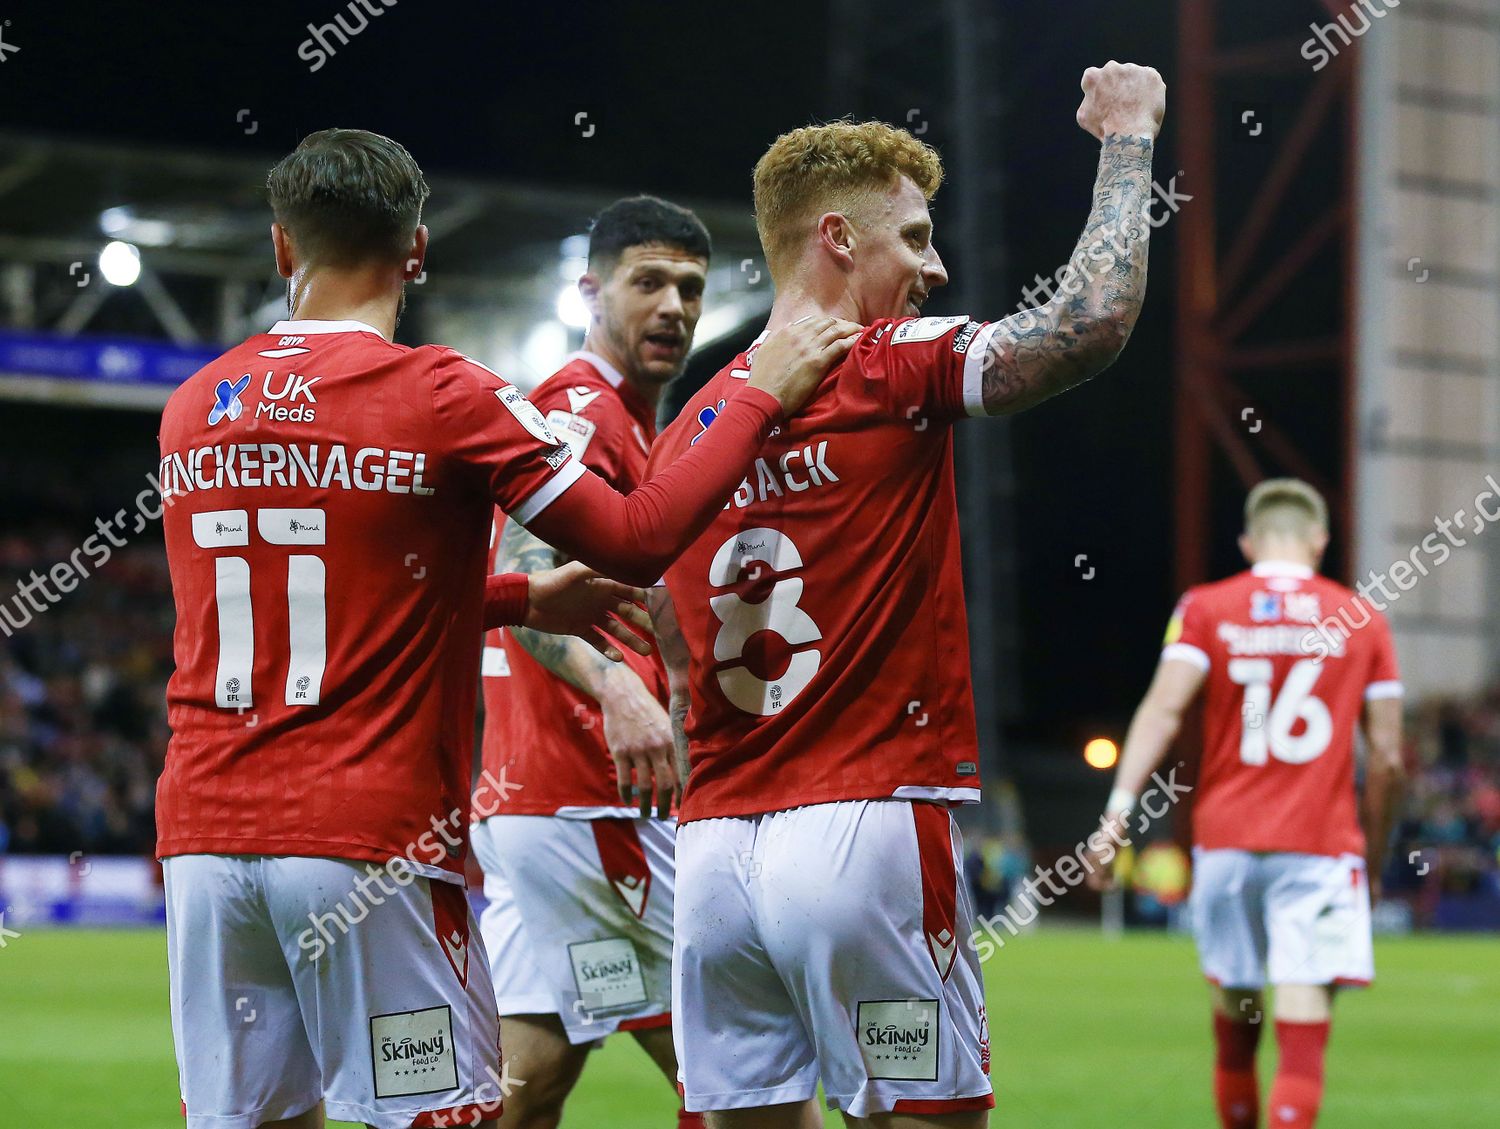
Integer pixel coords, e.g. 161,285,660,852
476,352,669,819
1164,561,1403,857
155,319,582,882
650,315,999,822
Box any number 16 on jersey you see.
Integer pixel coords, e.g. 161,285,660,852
1229,657,1332,766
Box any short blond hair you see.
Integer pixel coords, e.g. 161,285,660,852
752,120,944,278
1245,478,1328,541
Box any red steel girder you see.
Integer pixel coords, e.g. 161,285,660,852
1173,0,1357,593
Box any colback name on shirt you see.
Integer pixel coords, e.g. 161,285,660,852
724,440,840,510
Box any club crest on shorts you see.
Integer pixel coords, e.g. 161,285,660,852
855,999,940,1081
368,1005,458,1098
977,1003,991,1075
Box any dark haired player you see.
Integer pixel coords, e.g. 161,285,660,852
154,130,856,1129
470,196,713,1129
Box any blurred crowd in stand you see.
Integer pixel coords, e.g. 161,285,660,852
0,528,171,856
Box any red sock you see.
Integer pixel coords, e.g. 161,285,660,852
1268,1019,1330,1129
677,1108,706,1128
1213,1011,1263,1129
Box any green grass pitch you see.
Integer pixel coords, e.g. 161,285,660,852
1,927,1494,1126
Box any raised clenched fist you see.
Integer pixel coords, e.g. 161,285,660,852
1076,61,1167,141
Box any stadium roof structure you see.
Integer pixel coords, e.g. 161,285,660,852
0,132,772,407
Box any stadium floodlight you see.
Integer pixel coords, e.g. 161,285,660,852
1083,737,1119,770
99,241,142,287
555,283,590,329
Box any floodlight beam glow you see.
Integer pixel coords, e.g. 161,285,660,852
556,284,590,329
99,241,142,287
1083,737,1119,770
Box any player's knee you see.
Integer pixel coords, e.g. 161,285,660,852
1213,986,1265,1022
705,1102,822,1129
1274,982,1333,1022
630,1024,681,1083
501,1084,567,1129
497,1052,578,1127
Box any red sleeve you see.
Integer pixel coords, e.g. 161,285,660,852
430,349,582,518
533,383,628,488
851,315,993,424
526,387,783,587
482,572,529,629
1161,589,1212,672
1363,608,1403,700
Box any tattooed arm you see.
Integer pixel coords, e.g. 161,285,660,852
500,517,615,691
498,516,677,816
979,62,1166,416
646,584,693,788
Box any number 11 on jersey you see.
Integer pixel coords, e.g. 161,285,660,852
194,507,329,710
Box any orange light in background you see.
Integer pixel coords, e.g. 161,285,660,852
1084,737,1119,770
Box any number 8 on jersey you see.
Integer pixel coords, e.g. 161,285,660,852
708,527,823,716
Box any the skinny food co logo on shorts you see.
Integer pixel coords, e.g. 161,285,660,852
856,999,940,1081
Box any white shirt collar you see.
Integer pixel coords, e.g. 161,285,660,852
1251,560,1315,579
270,319,385,338
566,350,625,389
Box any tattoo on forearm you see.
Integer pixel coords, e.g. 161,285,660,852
498,517,618,695
980,133,1155,415
669,692,691,786
647,586,694,785
498,514,559,577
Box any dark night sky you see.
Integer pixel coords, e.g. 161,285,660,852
0,1,1345,752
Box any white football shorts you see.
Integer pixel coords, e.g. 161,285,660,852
1190,848,1375,990
470,815,676,1044
673,799,993,1119
164,854,504,1129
